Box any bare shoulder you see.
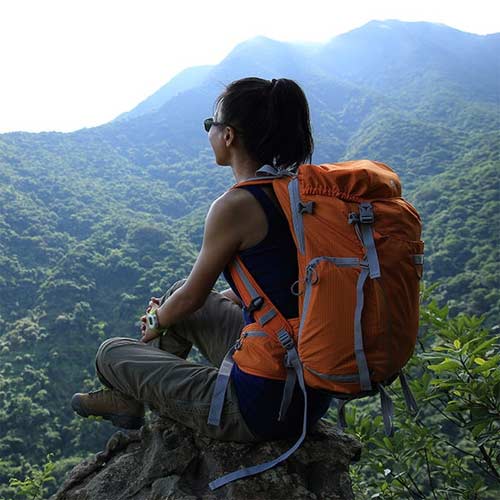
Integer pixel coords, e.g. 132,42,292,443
219,187,257,206
207,188,268,250
209,188,258,219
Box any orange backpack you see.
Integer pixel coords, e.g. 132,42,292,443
208,160,424,490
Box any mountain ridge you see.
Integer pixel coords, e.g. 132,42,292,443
112,20,499,125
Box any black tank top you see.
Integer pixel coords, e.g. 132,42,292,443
223,184,299,321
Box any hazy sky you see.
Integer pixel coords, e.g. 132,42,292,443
0,0,498,133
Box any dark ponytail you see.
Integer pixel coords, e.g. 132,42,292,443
216,77,314,171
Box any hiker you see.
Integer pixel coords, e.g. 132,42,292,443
71,77,333,443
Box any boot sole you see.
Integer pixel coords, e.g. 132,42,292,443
71,395,144,430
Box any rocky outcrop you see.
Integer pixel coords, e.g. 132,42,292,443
53,416,361,500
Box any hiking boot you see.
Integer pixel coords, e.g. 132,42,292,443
71,389,145,430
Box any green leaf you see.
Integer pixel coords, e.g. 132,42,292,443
471,422,488,438
472,357,499,373
454,339,461,349
382,437,393,450
446,401,463,412
428,359,461,372
470,337,498,355
432,346,452,352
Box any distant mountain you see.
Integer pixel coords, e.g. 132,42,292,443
319,20,499,102
117,20,500,130
115,64,214,121
0,20,498,497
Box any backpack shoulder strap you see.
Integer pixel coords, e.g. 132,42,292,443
229,256,293,336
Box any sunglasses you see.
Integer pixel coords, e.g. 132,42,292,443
204,117,241,134
204,117,225,132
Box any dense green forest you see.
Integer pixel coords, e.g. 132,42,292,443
0,20,498,498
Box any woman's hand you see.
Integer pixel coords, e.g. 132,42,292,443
140,297,163,343
146,297,161,313
137,297,162,342
139,313,160,343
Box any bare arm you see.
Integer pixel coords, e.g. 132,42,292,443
140,190,247,342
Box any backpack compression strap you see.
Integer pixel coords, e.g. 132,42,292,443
207,344,238,427
336,371,418,437
348,201,382,391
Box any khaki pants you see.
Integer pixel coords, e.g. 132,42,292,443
95,280,258,442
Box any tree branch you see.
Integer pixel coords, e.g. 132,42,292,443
424,447,438,500
478,444,500,481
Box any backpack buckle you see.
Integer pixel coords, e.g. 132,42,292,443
348,212,359,225
278,330,295,351
246,296,264,313
359,203,375,224
298,201,315,215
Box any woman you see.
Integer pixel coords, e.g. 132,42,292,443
72,77,332,444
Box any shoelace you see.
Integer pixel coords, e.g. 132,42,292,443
87,389,107,398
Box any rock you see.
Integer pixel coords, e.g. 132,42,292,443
52,416,361,500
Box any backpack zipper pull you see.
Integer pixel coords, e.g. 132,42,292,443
305,262,319,285
234,332,249,350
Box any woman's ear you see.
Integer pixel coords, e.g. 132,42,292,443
224,126,235,148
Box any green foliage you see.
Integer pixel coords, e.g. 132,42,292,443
7,454,56,500
414,152,500,323
338,297,500,499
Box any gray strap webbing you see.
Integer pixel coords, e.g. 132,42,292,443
337,399,349,431
255,165,293,178
288,177,306,255
209,331,308,491
259,309,277,326
354,267,372,391
378,385,395,437
297,268,315,340
207,345,236,427
399,371,418,415
278,368,297,421
256,164,279,176
234,261,279,323
240,165,293,182
234,260,261,302
360,223,381,279
305,365,360,382
309,256,360,268
358,203,381,279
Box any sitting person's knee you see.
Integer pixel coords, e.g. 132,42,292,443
96,337,131,369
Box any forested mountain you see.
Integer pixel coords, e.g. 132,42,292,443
0,20,498,497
